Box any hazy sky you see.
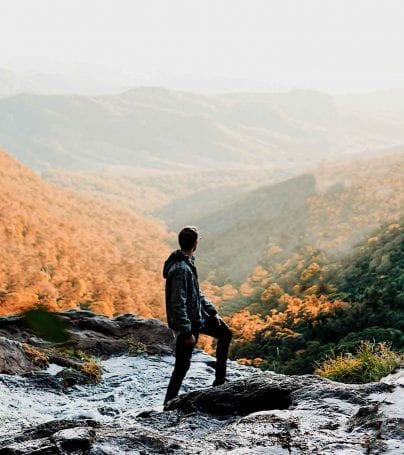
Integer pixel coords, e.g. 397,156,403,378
1,0,403,93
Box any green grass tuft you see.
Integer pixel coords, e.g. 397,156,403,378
315,341,402,383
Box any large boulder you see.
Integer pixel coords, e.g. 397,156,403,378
158,370,401,453
0,310,175,357
0,419,98,455
0,337,48,375
164,371,392,416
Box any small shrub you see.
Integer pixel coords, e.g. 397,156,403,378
51,347,93,362
23,343,49,367
128,340,146,355
315,341,402,383
81,360,102,384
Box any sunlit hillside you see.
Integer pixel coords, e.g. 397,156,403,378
43,166,286,225
0,149,171,318
226,220,404,374
195,151,404,284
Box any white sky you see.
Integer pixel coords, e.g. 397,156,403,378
1,0,403,93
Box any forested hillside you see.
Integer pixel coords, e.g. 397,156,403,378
42,166,281,221
196,151,404,283
0,149,171,318
225,220,404,374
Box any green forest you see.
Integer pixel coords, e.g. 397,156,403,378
227,219,404,375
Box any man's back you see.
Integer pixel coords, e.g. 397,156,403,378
163,249,204,334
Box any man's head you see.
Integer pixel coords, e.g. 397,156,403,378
178,225,199,253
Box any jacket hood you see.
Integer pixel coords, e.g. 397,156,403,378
163,249,194,278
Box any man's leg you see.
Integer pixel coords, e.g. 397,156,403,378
164,332,196,404
200,317,232,384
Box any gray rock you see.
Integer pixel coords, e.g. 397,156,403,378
0,420,98,455
165,372,391,416
0,437,56,454
0,337,45,375
0,310,175,357
51,427,96,451
56,367,97,387
0,309,401,454
160,370,400,453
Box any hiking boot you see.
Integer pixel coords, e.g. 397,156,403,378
212,377,229,387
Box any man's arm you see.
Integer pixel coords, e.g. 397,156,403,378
170,268,192,334
199,289,218,317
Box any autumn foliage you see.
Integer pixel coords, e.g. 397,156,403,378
225,219,403,373
0,149,171,318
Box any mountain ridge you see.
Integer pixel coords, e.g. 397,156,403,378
2,88,404,172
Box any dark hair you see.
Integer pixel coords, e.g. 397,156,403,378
178,226,199,250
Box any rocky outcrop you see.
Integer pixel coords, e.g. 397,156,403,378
0,310,175,358
0,310,174,374
0,337,48,375
164,370,393,414
57,310,175,356
2,369,399,454
0,310,175,384
0,310,401,454
164,372,324,415
159,371,402,453
0,419,98,455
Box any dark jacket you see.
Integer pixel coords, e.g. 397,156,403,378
163,249,217,334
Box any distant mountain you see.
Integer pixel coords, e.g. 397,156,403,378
0,67,123,98
337,87,404,115
0,149,171,318
1,88,404,172
195,151,404,283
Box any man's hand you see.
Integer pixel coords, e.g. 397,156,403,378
214,314,222,326
184,333,196,349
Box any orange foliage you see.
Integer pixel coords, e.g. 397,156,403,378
250,265,268,283
0,149,171,318
197,334,215,355
237,357,264,367
263,294,349,337
199,281,223,306
200,280,238,306
229,309,267,342
300,262,322,281
229,295,349,345
261,283,283,302
239,282,254,297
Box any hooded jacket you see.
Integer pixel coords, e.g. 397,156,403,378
163,249,217,334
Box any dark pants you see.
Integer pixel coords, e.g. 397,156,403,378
164,316,232,404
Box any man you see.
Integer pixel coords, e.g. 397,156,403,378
163,225,232,404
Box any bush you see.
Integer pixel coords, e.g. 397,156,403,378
315,341,401,383
81,360,102,384
22,343,49,367
127,339,146,355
